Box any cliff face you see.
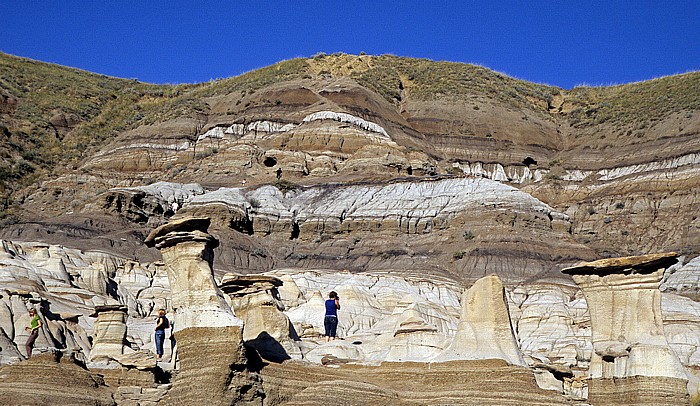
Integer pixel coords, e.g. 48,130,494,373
1,53,698,277
1,240,698,403
0,52,699,404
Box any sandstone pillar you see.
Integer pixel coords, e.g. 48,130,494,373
144,217,241,330
145,217,261,405
563,252,689,405
220,273,301,362
434,274,527,366
90,304,128,361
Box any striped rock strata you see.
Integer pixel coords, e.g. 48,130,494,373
563,252,690,405
108,178,591,283
145,217,262,405
260,360,569,406
1,238,699,402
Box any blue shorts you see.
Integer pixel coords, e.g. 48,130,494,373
324,316,338,337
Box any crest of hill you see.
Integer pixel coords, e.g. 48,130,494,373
0,51,698,217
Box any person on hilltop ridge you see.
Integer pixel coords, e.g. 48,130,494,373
154,309,170,361
324,291,341,342
24,308,42,358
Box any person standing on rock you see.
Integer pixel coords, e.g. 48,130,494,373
154,309,170,361
324,291,340,342
24,308,42,358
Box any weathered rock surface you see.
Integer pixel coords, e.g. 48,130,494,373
563,253,687,380
147,217,261,405
2,53,699,405
261,360,570,405
161,326,263,406
89,304,129,361
221,273,302,362
587,376,690,406
663,255,700,300
144,217,242,330
434,274,526,365
94,177,593,283
1,237,699,402
563,253,690,404
0,350,114,405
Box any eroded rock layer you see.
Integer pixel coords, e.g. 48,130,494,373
0,351,114,406
261,360,570,405
587,376,690,406
163,326,263,406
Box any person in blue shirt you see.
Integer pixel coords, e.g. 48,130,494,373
324,291,341,342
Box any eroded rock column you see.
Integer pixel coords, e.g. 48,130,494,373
563,252,689,405
434,274,527,366
90,304,128,361
220,273,301,362
144,217,261,405
144,217,240,330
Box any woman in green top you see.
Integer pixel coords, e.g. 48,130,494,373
24,308,41,358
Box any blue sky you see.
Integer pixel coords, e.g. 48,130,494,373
1,1,698,89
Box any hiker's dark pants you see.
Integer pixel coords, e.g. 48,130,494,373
25,330,38,358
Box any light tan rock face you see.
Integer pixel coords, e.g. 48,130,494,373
2,235,700,402
146,217,262,405
587,376,690,406
89,304,128,361
563,253,689,404
435,274,526,366
144,217,242,330
221,273,302,362
563,253,686,380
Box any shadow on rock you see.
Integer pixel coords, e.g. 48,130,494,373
246,331,291,364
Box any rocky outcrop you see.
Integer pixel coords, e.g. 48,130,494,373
278,269,461,363
0,350,114,406
586,376,690,406
434,274,526,366
261,360,570,405
453,161,548,184
146,217,262,405
663,255,700,300
221,273,302,362
98,181,205,224
144,217,241,330
563,253,690,405
2,233,700,402
301,110,390,138
89,304,129,361
177,177,592,281
160,326,264,406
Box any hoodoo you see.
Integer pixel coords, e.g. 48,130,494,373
563,252,690,405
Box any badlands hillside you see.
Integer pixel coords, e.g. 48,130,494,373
0,51,699,405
